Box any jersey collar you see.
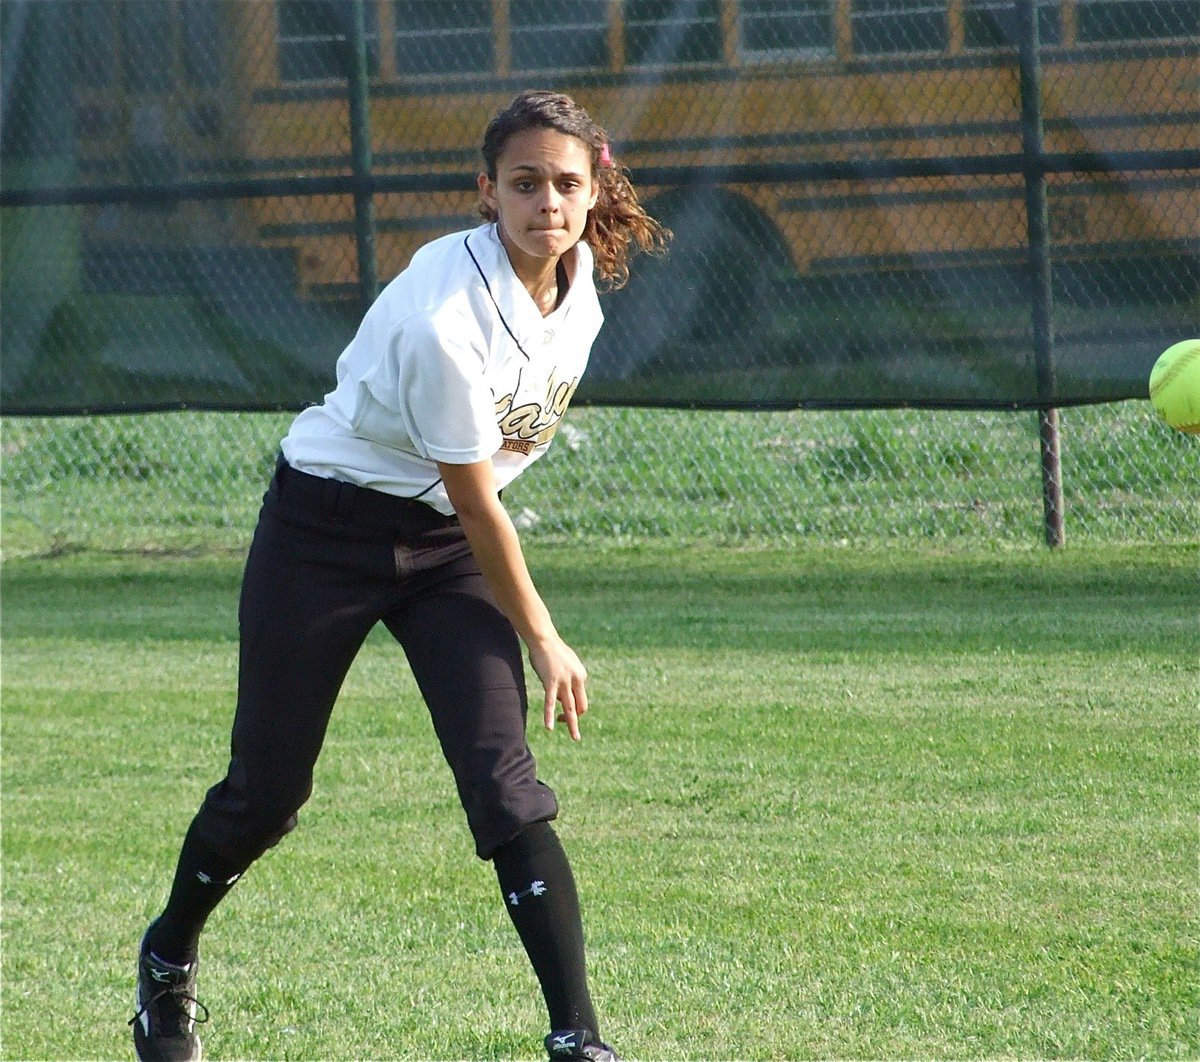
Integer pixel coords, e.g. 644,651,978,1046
465,224,592,356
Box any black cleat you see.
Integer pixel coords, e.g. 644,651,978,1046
129,930,207,1061
545,1028,621,1061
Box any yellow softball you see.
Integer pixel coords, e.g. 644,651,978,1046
1148,339,1200,434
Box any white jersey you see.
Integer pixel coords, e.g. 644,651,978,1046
282,223,603,516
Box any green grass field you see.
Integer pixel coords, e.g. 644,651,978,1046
2,543,1196,1060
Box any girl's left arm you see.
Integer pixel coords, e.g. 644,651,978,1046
437,458,589,740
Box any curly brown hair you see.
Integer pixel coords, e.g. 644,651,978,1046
478,90,670,290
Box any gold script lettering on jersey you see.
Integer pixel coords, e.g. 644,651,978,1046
494,371,581,455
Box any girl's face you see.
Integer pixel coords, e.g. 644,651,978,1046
478,127,599,277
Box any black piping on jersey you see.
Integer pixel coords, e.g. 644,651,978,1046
464,231,531,362
406,477,442,502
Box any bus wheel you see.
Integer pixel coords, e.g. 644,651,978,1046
592,187,792,380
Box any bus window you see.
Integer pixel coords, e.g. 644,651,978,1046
182,0,222,89
851,0,949,55
625,0,722,67
962,0,1062,49
121,0,172,92
738,0,835,62
276,0,380,83
69,0,117,88
393,0,494,76
1075,0,1200,43
510,0,609,72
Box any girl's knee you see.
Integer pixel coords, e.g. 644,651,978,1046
198,760,312,861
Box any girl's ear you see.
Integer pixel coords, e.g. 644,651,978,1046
478,172,498,212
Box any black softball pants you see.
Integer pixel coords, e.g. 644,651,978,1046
191,459,559,867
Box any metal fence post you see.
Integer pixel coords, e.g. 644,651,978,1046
1017,0,1065,547
346,0,378,313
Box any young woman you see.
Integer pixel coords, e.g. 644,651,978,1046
130,90,667,1062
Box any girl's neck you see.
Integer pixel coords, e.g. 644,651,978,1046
525,262,561,317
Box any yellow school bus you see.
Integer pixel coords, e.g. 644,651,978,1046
67,0,1198,310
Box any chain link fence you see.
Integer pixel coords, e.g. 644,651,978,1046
2,0,1197,553
2,402,1193,554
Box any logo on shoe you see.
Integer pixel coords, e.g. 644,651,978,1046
550,1033,582,1053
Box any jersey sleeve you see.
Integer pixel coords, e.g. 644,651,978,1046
392,305,502,465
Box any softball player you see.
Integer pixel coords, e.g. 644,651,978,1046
130,90,667,1062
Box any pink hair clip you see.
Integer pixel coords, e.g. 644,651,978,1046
599,142,612,167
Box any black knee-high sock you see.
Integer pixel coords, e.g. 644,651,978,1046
492,822,600,1038
144,819,247,965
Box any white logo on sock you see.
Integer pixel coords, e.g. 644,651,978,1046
506,879,547,906
196,870,241,886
